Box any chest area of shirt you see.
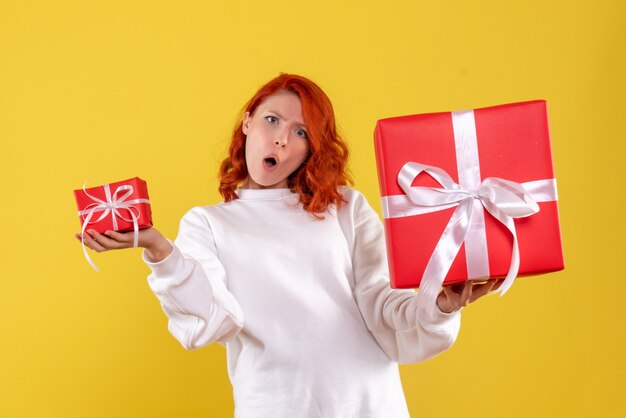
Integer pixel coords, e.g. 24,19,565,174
215,209,349,269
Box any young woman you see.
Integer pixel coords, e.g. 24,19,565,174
76,74,500,417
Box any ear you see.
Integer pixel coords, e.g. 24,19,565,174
242,111,250,135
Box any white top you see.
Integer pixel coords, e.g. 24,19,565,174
143,187,461,418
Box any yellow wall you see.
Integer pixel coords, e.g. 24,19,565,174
1,1,624,417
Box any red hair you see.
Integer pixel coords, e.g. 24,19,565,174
219,73,352,215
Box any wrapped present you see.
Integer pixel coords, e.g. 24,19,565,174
374,100,564,306
74,177,152,271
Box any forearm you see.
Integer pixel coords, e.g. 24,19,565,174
144,243,244,349
144,236,174,262
352,212,461,363
355,276,461,363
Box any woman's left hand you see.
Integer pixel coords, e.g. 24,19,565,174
436,278,504,314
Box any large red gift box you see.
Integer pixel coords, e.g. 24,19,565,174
74,177,152,235
374,100,564,291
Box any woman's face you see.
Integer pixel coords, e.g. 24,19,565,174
242,91,310,189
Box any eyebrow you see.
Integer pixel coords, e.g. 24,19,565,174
267,110,308,129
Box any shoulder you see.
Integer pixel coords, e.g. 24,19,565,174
175,202,234,249
333,187,383,256
181,203,220,219
179,202,228,229
337,187,380,226
182,196,235,217
178,206,211,232
338,186,367,205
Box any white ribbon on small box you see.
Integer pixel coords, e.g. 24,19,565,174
381,110,558,309
78,181,150,272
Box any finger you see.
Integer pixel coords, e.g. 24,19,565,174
442,281,465,295
74,233,93,248
441,283,462,303
103,230,134,243
469,281,496,303
90,230,129,250
441,285,454,299
75,232,92,245
491,278,505,291
439,287,456,312
470,278,506,303
450,282,466,294
83,231,107,252
461,280,472,305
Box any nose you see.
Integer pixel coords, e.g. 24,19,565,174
274,130,288,148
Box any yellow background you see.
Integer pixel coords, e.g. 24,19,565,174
1,0,624,417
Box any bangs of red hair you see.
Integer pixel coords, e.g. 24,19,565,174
218,73,352,215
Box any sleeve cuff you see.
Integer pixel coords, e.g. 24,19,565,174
420,303,462,333
434,303,462,318
141,239,182,277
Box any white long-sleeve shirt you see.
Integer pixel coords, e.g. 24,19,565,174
143,187,461,418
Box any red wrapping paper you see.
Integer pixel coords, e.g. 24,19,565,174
374,100,564,289
74,177,152,234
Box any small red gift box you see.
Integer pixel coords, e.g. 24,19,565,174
74,177,152,235
374,100,564,296
74,177,152,271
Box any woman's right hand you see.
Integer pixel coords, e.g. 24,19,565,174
74,227,173,263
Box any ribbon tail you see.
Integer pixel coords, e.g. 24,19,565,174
80,212,100,273
130,211,139,248
490,213,519,297
418,201,473,310
522,179,558,203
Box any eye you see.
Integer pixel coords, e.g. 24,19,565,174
295,128,308,139
265,115,278,124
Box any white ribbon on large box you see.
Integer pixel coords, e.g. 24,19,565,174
381,110,558,310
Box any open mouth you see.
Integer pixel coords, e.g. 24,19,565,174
263,155,279,170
